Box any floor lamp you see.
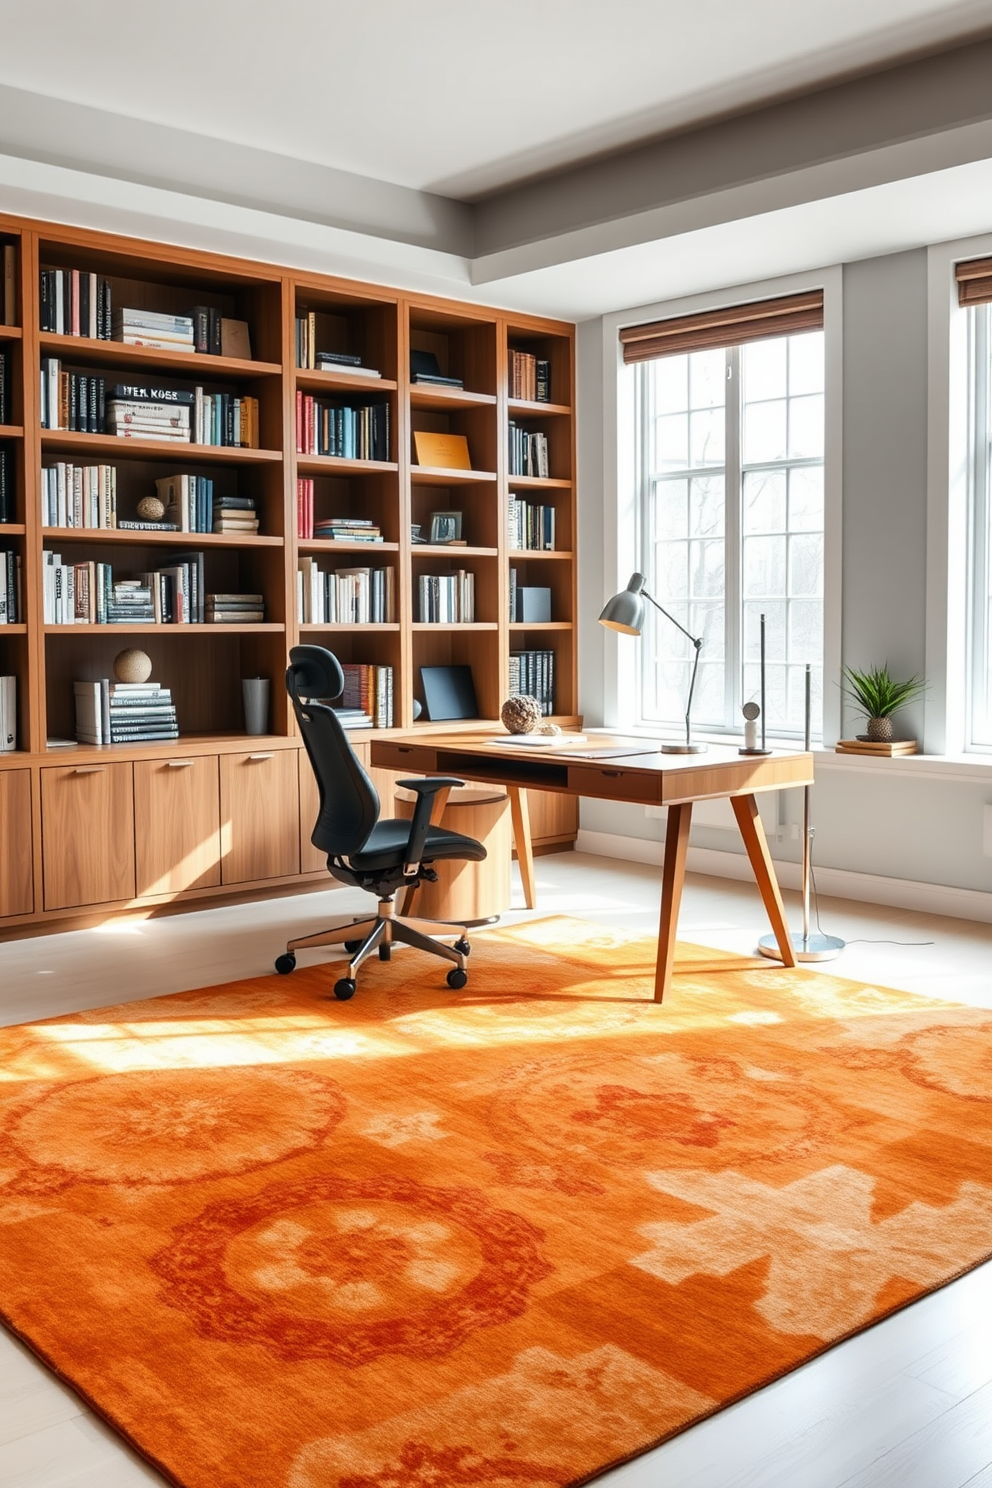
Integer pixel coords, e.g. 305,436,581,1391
758,664,844,963
599,573,706,754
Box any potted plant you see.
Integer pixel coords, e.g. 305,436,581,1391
841,663,927,742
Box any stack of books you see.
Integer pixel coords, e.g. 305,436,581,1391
193,389,259,447
312,517,382,543
0,550,21,623
508,423,550,477
42,464,118,528
295,394,390,460
39,360,106,432
74,679,178,745
418,571,475,623
297,559,395,624
508,350,551,402
0,447,11,524
339,663,394,729
317,350,381,379
508,496,556,550
106,383,192,443
113,308,194,352
139,552,204,623
39,268,112,338
410,350,462,388
212,494,258,535
509,649,555,716
106,579,155,624
154,474,215,534
189,306,222,356
205,593,265,623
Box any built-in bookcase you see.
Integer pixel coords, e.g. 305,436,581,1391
0,211,576,931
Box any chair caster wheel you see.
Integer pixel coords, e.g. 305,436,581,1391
275,953,296,975
334,978,357,1000
446,967,468,990
454,938,471,957
343,940,361,954
379,944,391,960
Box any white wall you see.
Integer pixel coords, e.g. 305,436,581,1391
576,247,992,910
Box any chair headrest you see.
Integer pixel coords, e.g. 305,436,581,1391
287,645,345,702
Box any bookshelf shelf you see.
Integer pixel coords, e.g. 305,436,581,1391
0,209,575,935
40,527,283,548
37,333,281,380
411,465,497,485
295,370,398,395
509,620,572,632
45,622,284,635
297,454,398,476
410,385,497,412
40,431,282,464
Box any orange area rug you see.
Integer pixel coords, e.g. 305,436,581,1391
2,916,992,1488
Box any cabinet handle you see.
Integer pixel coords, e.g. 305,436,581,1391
166,759,194,769
248,753,274,762
603,770,622,778
398,746,413,753
73,766,107,775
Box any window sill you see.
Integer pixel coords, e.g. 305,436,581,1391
812,746,992,783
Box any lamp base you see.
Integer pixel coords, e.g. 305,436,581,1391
738,747,772,756
758,932,845,963
660,742,708,754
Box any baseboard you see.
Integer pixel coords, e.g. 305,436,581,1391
575,829,992,924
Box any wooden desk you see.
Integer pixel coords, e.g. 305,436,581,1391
371,732,814,1002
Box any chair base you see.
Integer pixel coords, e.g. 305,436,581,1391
286,897,469,984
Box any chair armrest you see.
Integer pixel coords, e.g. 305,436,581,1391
396,777,464,874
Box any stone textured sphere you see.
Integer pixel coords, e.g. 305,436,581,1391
114,648,153,684
136,496,166,522
500,694,542,734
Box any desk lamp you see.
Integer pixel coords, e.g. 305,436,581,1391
599,572,706,753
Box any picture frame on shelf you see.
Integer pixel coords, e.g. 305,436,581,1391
429,511,462,544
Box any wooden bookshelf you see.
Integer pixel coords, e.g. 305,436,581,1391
0,212,577,935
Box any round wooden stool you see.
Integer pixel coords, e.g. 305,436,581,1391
395,783,511,921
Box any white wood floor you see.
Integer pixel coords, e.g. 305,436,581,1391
2,853,991,1488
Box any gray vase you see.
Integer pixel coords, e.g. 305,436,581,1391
242,677,270,736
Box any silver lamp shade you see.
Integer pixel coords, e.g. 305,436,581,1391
598,573,647,635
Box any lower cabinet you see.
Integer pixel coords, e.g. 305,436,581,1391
524,788,579,849
220,749,300,885
134,755,221,898
0,769,34,918
41,761,135,910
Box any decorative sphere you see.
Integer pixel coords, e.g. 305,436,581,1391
500,694,542,734
136,496,166,522
114,648,153,684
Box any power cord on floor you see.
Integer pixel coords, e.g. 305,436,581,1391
807,837,935,947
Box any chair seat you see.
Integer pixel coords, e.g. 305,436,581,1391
344,818,487,872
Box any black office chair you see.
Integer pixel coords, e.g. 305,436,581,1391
274,645,486,999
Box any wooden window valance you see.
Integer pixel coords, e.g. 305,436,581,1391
619,290,824,364
956,257,992,306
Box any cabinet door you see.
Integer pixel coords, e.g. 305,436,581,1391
299,748,324,874
220,750,300,885
41,762,135,910
0,769,34,918
523,788,578,850
134,756,221,897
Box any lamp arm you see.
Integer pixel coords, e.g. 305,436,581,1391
642,589,702,648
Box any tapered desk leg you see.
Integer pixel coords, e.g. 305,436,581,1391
508,786,537,909
398,786,452,916
730,793,796,968
655,802,692,1002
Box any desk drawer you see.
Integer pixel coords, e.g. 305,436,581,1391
566,765,663,804
373,743,438,773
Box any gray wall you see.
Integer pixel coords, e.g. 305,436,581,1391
577,249,992,900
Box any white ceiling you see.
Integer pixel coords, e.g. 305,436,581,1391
0,0,987,198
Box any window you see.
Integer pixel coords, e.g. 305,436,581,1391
635,329,825,738
967,302,992,750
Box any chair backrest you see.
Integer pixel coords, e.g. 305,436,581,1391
286,646,380,859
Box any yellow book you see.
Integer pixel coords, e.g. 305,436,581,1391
413,431,471,470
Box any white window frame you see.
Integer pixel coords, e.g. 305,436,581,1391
599,268,843,745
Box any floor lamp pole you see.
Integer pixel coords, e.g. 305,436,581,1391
759,663,844,963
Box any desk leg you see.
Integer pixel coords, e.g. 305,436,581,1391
508,786,537,909
398,786,452,916
730,793,796,968
655,802,692,1002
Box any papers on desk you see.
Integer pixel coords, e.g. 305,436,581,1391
486,734,588,748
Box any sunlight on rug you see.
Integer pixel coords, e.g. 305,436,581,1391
1,916,991,1488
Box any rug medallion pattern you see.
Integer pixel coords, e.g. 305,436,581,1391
1,917,990,1488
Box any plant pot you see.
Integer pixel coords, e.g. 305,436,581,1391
866,716,893,742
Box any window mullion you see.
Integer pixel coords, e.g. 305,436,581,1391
724,347,743,730
970,308,991,746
